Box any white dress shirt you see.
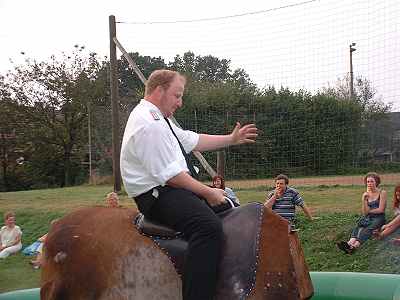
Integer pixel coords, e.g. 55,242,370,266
120,99,199,197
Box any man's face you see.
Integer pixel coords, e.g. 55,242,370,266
275,179,287,192
159,76,184,117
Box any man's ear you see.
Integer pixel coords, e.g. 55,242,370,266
155,85,165,97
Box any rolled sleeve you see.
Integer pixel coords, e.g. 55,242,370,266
293,194,304,207
157,161,183,184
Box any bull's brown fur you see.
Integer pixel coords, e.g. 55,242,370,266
41,206,313,300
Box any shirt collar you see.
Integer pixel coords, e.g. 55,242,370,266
141,99,164,117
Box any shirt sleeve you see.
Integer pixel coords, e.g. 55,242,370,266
169,121,199,153
15,226,22,236
292,190,304,207
133,122,188,184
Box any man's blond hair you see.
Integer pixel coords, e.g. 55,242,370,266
145,70,185,96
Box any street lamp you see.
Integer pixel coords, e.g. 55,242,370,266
349,42,356,99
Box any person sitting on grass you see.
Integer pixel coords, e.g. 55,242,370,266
211,175,240,207
264,174,313,229
106,192,120,208
29,219,59,269
29,233,47,269
373,184,400,241
337,172,386,254
0,211,22,259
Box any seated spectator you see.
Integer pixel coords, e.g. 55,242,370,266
374,184,400,240
0,211,23,259
337,172,386,254
27,219,59,269
212,175,240,206
106,192,120,208
29,233,47,269
264,174,313,227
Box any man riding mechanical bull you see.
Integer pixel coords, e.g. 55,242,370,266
40,70,313,300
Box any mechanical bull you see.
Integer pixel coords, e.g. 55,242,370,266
40,202,313,299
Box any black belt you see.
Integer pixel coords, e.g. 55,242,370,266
135,185,236,216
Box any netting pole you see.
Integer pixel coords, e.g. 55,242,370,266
217,151,225,177
109,15,122,192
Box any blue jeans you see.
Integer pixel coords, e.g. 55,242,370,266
351,214,385,243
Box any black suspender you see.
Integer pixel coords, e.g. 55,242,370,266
164,118,199,179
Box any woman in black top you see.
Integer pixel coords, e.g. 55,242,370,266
337,172,387,254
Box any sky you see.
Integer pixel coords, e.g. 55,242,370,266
1,0,399,110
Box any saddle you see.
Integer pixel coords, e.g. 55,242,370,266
135,202,264,299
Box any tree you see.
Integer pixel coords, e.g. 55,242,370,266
5,46,105,187
321,75,391,118
0,78,21,190
321,75,393,166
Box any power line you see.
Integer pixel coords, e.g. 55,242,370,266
117,0,320,25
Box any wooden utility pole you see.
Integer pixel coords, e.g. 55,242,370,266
109,15,121,192
217,151,225,177
349,42,356,100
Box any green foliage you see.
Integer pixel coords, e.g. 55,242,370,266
0,48,395,190
1,47,105,190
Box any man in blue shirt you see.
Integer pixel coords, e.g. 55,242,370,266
264,174,313,226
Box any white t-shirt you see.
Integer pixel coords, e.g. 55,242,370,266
0,225,22,247
120,99,199,197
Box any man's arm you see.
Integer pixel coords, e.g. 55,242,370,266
194,122,258,152
264,193,278,209
167,172,226,207
301,203,314,220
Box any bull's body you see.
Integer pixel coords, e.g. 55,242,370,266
40,205,313,299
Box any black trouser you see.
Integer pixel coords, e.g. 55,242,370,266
135,187,223,300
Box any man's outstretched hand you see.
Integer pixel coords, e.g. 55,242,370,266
230,122,258,145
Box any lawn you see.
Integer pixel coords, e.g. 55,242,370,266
1,183,399,293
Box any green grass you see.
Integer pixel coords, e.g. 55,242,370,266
0,184,399,292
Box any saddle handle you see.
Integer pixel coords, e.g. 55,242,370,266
224,197,235,209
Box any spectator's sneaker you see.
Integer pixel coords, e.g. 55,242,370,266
336,241,354,254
